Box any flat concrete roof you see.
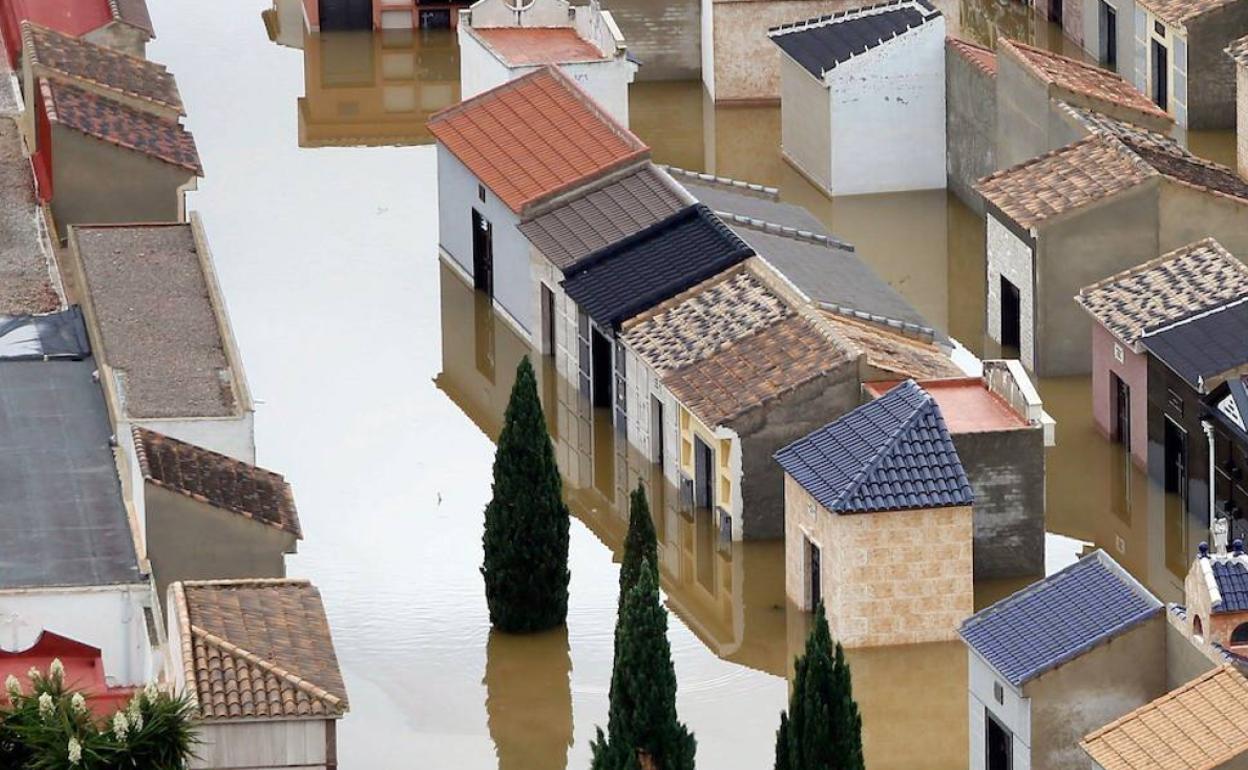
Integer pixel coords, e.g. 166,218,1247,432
472,27,605,65
71,222,243,420
0,359,142,589
865,377,1029,433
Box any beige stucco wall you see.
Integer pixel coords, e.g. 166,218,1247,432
1158,179,1248,257
778,53,831,191
1239,65,1248,181
784,475,973,647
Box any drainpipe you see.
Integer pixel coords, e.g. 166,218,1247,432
1203,419,1219,552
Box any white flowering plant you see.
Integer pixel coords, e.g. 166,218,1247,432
0,665,197,769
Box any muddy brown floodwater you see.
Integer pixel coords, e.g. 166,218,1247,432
144,1,1235,767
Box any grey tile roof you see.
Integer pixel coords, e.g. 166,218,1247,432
1210,557,1248,613
769,0,940,79
774,379,972,513
0,358,143,589
561,204,754,327
1142,300,1248,390
518,165,688,272
959,550,1162,687
671,172,831,235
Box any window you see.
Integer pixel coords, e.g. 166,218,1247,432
1193,615,1204,643
477,184,486,203
993,681,1004,705
1231,622,1248,646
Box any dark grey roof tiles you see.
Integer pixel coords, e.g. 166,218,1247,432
1211,558,1248,613
774,379,972,513
959,550,1162,687
1142,300,1248,390
769,0,940,79
519,166,688,272
561,204,754,328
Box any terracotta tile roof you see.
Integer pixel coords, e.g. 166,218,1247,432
822,311,962,379
1081,666,1248,770
975,135,1157,229
1230,36,1248,67
109,0,154,36
171,579,348,722
664,314,857,427
1000,39,1171,122
472,27,606,65
948,37,996,76
621,264,791,376
132,427,302,539
40,79,201,173
428,66,648,214
1077,238,1248,345
1137,0,1235,26
23,23,181,113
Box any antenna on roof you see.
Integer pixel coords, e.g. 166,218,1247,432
501,0,536,25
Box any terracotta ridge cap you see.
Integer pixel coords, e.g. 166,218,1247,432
189,624,345,712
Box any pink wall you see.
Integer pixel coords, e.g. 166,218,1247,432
1091,323,1149,468
302,0,319,29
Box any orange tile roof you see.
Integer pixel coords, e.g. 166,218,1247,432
1000,39,1171,122
1138,0,1235,26
948,37,997,77
1081,666,1248,770
428,66,648,214
473,27,606,66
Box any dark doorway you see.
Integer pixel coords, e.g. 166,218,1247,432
540,284,555,356
986,712,1012,770
1050,0,1063,26
1112,374,1130,446
1100,2,1117,69
1165,417,1188,498
1000,276,1022,351
694,437,714,511
1152,40,1169,109
590,327,613,410
808,539,822,610
471,210,493,297
651,396,664,466
319,0,372,31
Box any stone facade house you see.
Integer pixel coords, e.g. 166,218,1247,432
769,0,946,197
429,66,650,342
1081,665,1248,769
0,0,152,67
1077,238,1248,470
960,550,1167,770
67,218,257,463
457,0,635,125
864,366,1051,579
166,579,349,770
131,427,302,603
775,379,975,647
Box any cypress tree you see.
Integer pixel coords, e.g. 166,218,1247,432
618,482,658,606
590,560,696,770
481,356,571,633
774,603,864,770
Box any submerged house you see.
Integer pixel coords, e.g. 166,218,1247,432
167,579,349,770
67,218,256,462
776,379,975,647
1177,543,1248,664
429,65,649,341
769,0,946,197
1077,238,1248,470
0,0,152,67
457,0,635,125
1206,375,1248,540
946,38,998,213
961,550,1167,770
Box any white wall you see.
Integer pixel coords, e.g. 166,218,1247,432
436,144,533,337
190,720,329,770
701,0,716,98
0,585,154,687
968,650,1032,770
621,344,683,489
986,214,1036,370
131,415,257,465
826,17,947,195
457,29,516,105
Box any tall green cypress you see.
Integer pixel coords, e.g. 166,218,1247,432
480,356,571,633
774,603,864,770
619,483,658,606
590,561,696,770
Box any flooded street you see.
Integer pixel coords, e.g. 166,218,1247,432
146,1,1233,767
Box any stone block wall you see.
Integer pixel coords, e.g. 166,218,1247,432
784,475,974,647
607,0,702,80
957,427,1046,578
986,213,1036,369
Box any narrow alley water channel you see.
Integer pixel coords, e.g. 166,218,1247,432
147,1,1237,767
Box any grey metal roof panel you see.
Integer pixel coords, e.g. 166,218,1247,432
769,0,939,78
959,550,1162,687
561,204,754,328
773,380,972,513
519,166,687,272
677,179,831,235
0,358,143,589
1142,300,1248,389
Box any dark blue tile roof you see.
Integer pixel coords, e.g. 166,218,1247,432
561,204,754,328
773,380,973,513
1211,558,1248,613
959,550,1162,687
1142,300,1248,390
769,0,940,79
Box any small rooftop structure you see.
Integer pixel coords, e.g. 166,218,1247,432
518,165,688,272
1081,665,1248,770
561,203,754,328
775,379,973,513
1077,238,1248,349
0,631,134,715
427,65,648,215
768,0,941,80
960,550,1162,686
1142,300,1248,391
864,377,1029,433
133,427,302,539
169,579,349,721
